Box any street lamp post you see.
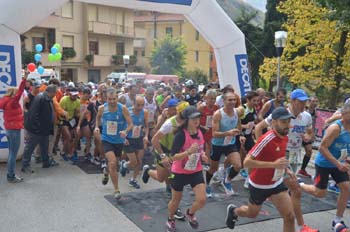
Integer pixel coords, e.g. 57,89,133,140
274,31,287,89
123,55,130,83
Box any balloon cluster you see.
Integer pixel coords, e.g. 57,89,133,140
48,43,62,62
27,43,62,74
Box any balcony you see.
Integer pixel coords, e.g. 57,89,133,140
88,21,134,38
92,55,111,67
133,39,146,48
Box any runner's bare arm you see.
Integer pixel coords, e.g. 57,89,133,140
319,124,343,167
143,109,149,140
151,130,165,154
255,119,269,140
122,105,133,134
258,101,271,121
94,105,104,131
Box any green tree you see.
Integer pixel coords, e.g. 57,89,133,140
183,68,209,85
150,36,187,75
21,49,35,68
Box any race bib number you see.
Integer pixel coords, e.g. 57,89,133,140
132,126,142,138
339,149,348,161
184,153,201,171
288,150,300,164
224,136,233,145
69,118,76,128
272,168,285,181
287,134,302,151
206,116,213,128
107,121,118,135
148,111,155,123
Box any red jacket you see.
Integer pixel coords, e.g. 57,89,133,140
0,78,26,130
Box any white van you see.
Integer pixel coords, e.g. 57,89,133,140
27,69,60,83
106,72,145,84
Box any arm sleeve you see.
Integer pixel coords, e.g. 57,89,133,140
171,130,185,156
159,120,172,134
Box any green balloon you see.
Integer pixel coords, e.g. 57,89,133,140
48,53,55,62
55,52,62,61
53,43,61,51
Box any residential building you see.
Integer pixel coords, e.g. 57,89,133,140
134,12,215,79
22,1,135,83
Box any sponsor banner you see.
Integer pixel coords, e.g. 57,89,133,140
234,54,251,97
0,45,16,148
138,0,192,5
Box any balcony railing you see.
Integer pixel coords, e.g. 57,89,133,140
88,21,134,37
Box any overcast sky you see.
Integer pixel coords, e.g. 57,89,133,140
243,0,267,12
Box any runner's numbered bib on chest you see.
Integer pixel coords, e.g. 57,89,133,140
184,153,201,171
132,125,142,138
272,168,285,181
107,121,118,135
206,116,213,128
148,111,155,122
224,136,233,145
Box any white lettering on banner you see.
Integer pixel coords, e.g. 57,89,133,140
0,51,13,92
239,58,251,93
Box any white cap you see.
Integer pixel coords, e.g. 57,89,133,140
68,82,75,87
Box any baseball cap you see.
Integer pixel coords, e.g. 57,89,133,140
176,101,189,113
70,88,79,96
182,106,201,119
272,107,295,120
167,98,178,107
33,80,41,88
290,89,309,101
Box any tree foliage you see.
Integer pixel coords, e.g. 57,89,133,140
259,0,350,108
150,36,187,76
183,68,208,85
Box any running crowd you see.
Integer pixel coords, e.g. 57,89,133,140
1,73,349,232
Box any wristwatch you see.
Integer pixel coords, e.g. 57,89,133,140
160,153,167,159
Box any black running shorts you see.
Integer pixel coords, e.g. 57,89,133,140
314,164,349,189
170,171,205,192
102,141,124,157
249,182,288,206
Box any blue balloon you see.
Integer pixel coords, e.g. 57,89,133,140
35,44,43,53
51,47,58,55
37,66,45,75
34,53,41,62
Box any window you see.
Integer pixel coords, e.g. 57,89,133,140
116,42,125,56
89,41,99,55
166,27,173,37
32,37,45,51
62,35,74,49
195,51,199,62
141,50,145,57
134,50,138,57
62,0,73,18
195,30,199,41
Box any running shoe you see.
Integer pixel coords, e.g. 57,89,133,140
297,169,312,178
299,224,319,232
85,152,92,161
174,208,185,221
347,200,350,209
7,175,24,183
240,169,248,178
35,156,42,164
61,153,69,161
221,180,235,195
327,182,340,194
21,166,34,174
102,168,109,185
206,185,213,198
186,209,199,229
101,159,107,169
334,223,349,232
225,204,238,229
129,179,140,189
332,220,348,230
142,165,150,184
114,190,121,200
91,157,101,165
120,160,127,177
166,218,176,232
70,153,78,165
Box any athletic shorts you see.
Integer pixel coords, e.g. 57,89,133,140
243,134,255,153
211,144,239,161
124,137,144,153
102,141,124,157
314,164,349,189
249,182,288,205
302,140,313,146
170,171,205,192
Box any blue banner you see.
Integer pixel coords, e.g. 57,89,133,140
0,44,16,148
139,0,192,6
235,54,252,97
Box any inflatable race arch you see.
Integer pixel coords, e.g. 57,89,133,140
0,0,251,160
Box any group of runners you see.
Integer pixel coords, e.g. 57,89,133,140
2,76,350,232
